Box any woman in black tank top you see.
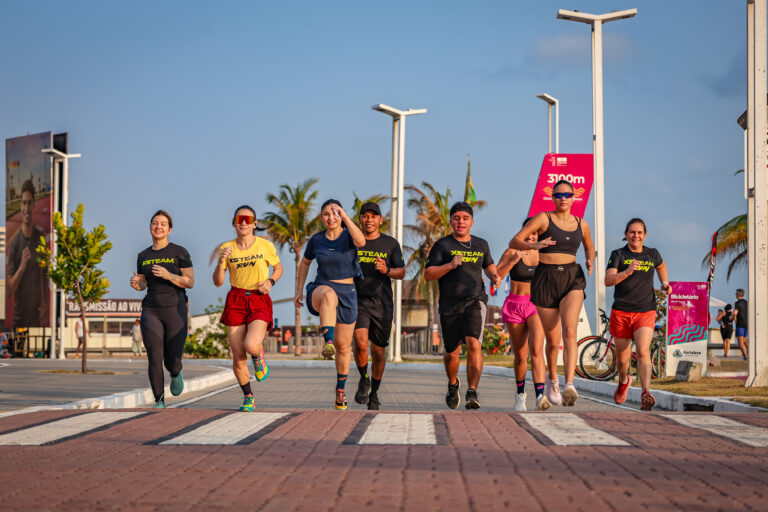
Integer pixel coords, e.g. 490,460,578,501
509,180,595,407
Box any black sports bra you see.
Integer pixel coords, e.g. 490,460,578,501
509,258,537,283
539,213,582,255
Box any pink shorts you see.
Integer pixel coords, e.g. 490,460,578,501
502,293,538,324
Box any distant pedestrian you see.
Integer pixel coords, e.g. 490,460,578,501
716,304,733,357
425,201,501,410
74,318,84,358
733,289,748,359
131,319,143,356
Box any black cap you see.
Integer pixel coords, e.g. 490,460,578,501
359,202,381,216
449,201,474,217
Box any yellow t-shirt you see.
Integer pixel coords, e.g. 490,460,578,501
219,237,280,290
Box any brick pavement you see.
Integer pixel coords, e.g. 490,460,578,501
1,409,767,511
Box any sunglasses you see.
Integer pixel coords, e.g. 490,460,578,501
233,215,256,225
552,192,574,199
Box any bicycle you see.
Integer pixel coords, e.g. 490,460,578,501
578,309,665,381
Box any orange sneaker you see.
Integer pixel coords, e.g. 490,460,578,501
613,374,633,404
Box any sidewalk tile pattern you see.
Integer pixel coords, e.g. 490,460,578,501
665,414,768,447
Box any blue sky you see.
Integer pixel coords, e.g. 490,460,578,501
1,1,752,328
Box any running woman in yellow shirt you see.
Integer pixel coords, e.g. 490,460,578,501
213,205,283,412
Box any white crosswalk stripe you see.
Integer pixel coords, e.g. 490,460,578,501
160,412,288,445
666,415,768,447
521,413,629,446
0,412,144,446
358,413,437,445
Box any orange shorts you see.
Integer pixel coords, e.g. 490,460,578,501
609,309,656,339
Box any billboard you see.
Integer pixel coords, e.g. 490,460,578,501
665,282,709,377
527,153,594,218
5,132,53,328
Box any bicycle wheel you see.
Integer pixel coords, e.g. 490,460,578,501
651,344,666,379
575,335,601,379
579,338,617,381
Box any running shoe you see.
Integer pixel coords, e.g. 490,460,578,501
239,394,255,412
321,342,336,360
562,384,578,406
640,390,656,411
335,389,347,410
536,394,552,411
465,388,481,409
153,399,166,409
253,351,269,382
355,376,371,405
367,392,380,410
170,371,184,396
446,377,461,409
613,374,633,405
512,393,527,412
545,378,562,406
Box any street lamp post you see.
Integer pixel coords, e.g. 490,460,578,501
372,104,427,362
42,147,81,360
536,93,559,153
557,8,636,332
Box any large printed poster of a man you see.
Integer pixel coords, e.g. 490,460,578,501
5,132,52,328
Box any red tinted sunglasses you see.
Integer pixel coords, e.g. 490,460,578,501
233,215,256,225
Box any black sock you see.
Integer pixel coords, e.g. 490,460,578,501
516,379,525,394
357,364,368,379
534,382,545,398
371,378,381,394
336,373,347,391
240,382,253,396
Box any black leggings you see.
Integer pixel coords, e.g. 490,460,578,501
141,303,187,401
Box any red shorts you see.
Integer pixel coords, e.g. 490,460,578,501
220,287,273,327
609,309,655,339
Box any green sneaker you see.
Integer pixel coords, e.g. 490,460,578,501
170,371,184,396
153,399,166,409
253,352,269,382
239,394,255,412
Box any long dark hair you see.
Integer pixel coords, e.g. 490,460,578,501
622,217,646,241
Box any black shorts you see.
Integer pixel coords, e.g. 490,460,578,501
440,301,487,354
720,327,733,341
531,262,586,309
355,304,392,347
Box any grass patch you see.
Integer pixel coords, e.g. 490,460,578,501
731,397,768,409
38,369,134,375
643,377,768,398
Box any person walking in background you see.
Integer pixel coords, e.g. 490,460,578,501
295,199,366,410
130,210,194,408
74,318,84,359
353,202,405,410
733,289,748,360
425,202,501,410
130,319,143,357
214,205,282,412
605,218,670,411
716,304,733,358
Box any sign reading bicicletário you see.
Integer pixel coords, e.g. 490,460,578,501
665,282,709,377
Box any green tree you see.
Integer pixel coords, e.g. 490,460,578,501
36,203,112,373
351,192,390,233
185,300,229,358
261,178,323,355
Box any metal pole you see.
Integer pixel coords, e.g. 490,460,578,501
747,0,768,386
49,158,59,359
547,104,552,154
393,116,407,363
554,98,560,153
592,21,608,333
390,118,400,240
59,157,70,359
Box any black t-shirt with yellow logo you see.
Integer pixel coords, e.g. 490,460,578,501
607,245,663,313
426,235,493,315
137,242,193,308
355,234,405,318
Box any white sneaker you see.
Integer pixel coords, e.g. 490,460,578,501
512,393,527,411
536,394,552,411
545,378,562,406
562,384,579,406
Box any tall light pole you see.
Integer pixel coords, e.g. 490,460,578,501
536,93,559,153
372,104,427,362
42,147,80,359
557,8,636,331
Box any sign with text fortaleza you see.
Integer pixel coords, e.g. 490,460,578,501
527,154,594,218
665,282,709,377
67,299,142,317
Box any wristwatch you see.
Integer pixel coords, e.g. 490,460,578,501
268,278,276,286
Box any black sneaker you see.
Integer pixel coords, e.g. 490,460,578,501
355,376,371,405
367,392,380,410
465,388,481,409
446,377,461,409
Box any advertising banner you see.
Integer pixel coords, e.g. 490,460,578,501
5,132,53,328
527,153,594,218
67,299,143,317
665,281,709,377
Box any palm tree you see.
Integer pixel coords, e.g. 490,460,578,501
351,192,391,233
261,178,323,354
703,170,746,279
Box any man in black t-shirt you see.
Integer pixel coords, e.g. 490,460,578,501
425,202,501,410
733,289,748,359
353,202,405,410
